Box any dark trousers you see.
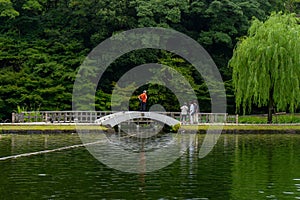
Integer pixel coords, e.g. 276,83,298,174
140,102,146,111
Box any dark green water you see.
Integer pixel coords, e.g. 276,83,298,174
1,133,300,200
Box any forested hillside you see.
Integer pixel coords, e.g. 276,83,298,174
0,0,298,120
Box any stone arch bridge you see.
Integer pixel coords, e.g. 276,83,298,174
95,111,180,128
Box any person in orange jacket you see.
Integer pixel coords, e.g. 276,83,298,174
138,90,147,111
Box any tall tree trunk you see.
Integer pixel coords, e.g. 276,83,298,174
267,89,274,124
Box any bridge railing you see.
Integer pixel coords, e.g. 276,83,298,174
12,111,237,124
12,111,114,123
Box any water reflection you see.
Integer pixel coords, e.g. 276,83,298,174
0,133,300,199
81,129,196,173
230,134,300,200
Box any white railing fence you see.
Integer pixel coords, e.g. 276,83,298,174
12,111,236,124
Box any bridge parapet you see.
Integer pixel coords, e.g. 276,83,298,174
95,111,180,128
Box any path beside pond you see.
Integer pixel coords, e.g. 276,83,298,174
1,123,300,134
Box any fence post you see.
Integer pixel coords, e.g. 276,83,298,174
12,113,15,123
236,114,239,124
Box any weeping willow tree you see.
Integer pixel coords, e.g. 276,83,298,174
229,12,300,123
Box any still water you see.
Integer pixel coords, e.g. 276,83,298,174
0,133,300,200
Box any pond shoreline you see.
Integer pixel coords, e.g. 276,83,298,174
1,123,300,134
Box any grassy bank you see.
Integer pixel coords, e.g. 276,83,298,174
0,124,107,134
182,124,300,131
1,123,300,132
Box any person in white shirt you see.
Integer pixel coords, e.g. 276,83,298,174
180,102,188,125
193,100,199,124
189,101,195,124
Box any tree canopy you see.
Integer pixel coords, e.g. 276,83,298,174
0,0,298,120
229,12,300,123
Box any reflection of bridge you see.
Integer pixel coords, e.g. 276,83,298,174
95,111,180,127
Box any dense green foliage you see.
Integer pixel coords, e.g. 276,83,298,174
229,12,300,123
0,0,298,120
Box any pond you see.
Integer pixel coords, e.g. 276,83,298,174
0,133,300,199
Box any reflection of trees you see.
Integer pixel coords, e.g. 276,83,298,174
231,134,300,199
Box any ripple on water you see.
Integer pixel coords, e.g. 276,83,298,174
283,191,294,195
266,194,276,199
38,173,47,176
